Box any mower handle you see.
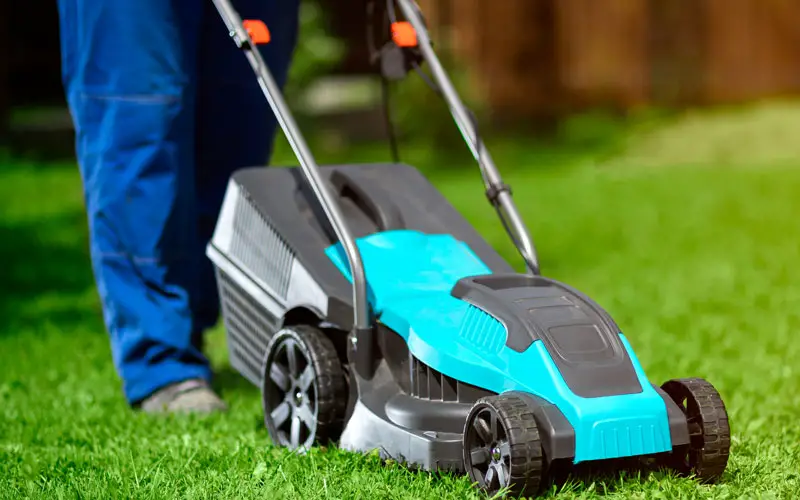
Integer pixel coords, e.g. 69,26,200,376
210,0,541,340
210,0,372,332
394,0,541,275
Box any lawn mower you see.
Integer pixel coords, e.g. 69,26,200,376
205,0,731,496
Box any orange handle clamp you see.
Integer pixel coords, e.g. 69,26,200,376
391,21,418,48
243,19,271,45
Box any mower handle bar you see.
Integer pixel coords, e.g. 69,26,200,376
211,0,371,330
394,0,539,276
210,0,540,334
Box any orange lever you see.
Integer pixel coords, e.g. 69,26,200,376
391,21,418,48
243,19,271,45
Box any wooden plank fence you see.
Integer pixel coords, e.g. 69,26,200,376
2,0,800,132
417,0,800,119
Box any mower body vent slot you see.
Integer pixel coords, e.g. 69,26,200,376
229,191,294,299
216,268,281,385
459,304,507,353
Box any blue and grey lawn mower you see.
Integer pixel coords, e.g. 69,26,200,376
206,0,731,496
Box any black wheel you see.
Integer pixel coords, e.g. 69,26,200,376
660,378,730,482
463,394,544,497
261,325,347,451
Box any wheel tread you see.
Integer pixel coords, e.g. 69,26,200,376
467,394,545,497
661,377,730,482
262,324,347,448
291,325,347,443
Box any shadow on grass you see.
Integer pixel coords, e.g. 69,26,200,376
544,458,664,496
0,210,97,335
212,365,260,397
418,456,717,498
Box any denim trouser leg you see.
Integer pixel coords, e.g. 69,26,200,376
56,0,299,404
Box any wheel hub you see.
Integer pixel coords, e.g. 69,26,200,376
262,328,348,454
293,390,304,407
464,397,545,497
264,337,318,449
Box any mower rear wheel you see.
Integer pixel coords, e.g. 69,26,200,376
463,394,545,497
660,378,731,482
261,325,347,451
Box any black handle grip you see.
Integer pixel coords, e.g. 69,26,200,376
330,170,404,232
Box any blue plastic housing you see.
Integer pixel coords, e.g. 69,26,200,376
326,229,672,463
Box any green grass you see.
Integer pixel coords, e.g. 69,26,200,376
2,101,800,499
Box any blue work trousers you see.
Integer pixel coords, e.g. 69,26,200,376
56,0,299,404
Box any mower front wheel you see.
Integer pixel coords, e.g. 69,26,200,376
261,325,347,451
660,377,731,482
463,394,545,497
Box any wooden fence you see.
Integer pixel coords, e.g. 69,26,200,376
2,0,800,133
417,0,800,120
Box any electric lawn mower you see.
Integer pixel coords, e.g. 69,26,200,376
206,0,731,496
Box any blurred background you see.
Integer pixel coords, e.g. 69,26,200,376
3,0,800,159
2,2,800,497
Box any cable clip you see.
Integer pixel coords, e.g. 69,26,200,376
485,183,512,205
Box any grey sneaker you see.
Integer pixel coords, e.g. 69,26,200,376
140,379,228,414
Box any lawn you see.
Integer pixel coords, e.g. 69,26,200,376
2,101,800,499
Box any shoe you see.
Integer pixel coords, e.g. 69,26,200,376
139,378,228,414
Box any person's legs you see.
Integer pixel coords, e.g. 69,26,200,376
191,0,301,337
56,0,217,406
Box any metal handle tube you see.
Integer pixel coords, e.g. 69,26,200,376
395,0,541,275
211,0,371,330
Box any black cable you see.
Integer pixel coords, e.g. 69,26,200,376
380,0,526,268
410,61,441,96
386,0,398,24
379,0,491,186
366,0,378,60
381,77,400,163
368,0,401,163
408,58,491,189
